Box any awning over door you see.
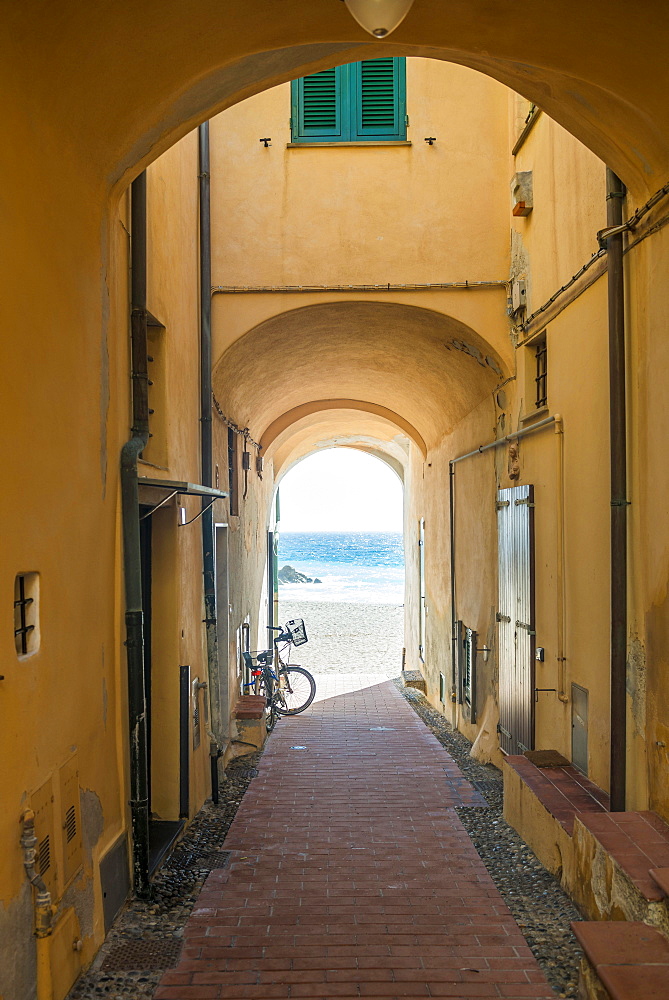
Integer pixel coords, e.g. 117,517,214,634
138,478,228,522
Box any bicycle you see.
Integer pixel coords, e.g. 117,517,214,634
242,618,316,731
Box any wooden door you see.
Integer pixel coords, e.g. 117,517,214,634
497,484,535,754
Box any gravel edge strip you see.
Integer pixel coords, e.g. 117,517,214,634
67,752,262,999
394,680,583,1000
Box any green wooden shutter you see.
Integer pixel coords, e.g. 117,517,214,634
291,67,347,142
352,58,406,141
290,58,406,143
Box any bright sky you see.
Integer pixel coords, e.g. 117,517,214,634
277,449,403,532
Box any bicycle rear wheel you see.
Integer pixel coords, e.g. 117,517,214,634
260,666,278,731
275,666,316,715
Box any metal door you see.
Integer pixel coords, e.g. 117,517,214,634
497,484,535,754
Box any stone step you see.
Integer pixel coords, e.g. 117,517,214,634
571,920,669,1000
651,866,669,897
505,754,609,835
233,695,267,720
577,811,669,903
401,668,426,692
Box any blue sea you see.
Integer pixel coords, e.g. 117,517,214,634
277,532,404,605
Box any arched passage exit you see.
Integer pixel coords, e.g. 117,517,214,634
269,444,406,681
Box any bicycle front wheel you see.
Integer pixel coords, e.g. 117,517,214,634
275,667,316,715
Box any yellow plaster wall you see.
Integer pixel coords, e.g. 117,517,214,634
512,113,607,313
627,221,669,816
144,137,221,816
210,61,509,288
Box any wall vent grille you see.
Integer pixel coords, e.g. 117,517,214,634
38,835,51,874
65,805,77,843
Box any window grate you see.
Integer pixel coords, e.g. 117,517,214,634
228,426,239,516
463,627,478,724
14,573,39,657
14,576,34,655
535,338,547,409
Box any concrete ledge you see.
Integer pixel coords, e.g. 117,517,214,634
401,669,426,693
502,755,577,888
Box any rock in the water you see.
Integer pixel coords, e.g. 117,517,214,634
278,564,312,584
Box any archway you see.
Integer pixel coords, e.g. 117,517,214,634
6,3,668,198
273,444,406,684
213,300,508,455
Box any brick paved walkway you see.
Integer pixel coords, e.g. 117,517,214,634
156,677,556,999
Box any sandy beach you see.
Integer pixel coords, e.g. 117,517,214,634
278,600,404,676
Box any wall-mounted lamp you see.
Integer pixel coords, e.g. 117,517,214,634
344,0,414,37
424,137,436,145
259,137,272,148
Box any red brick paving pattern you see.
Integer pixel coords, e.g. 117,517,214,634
156,679,555,999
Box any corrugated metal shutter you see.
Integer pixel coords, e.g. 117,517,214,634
497,484,535,755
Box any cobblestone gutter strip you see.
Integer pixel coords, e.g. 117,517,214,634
395,681,583,1000
67,753,262,1000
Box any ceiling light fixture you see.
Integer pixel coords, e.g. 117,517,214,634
344,0,414,37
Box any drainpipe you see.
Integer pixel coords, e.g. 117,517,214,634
198,122,224,799
121,171,151,897
21,810,55,1000
554,416,569,703
606,168,628,812
449,462,457,704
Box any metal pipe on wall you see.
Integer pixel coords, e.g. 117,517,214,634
554,416,569,703
199,121,225,800
120,171,151,898
606,168,628,812
21,810,55,1000
449,463,457,703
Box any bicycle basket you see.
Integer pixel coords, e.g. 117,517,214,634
285,618,308,646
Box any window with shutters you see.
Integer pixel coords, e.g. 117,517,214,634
290,59,406,143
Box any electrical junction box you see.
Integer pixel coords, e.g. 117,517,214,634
511,171,533,216
511,279,527,314
50,906,82,1000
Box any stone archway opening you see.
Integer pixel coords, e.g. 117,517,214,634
272,443,407,688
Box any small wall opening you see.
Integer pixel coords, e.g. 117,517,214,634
14,572,40,658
